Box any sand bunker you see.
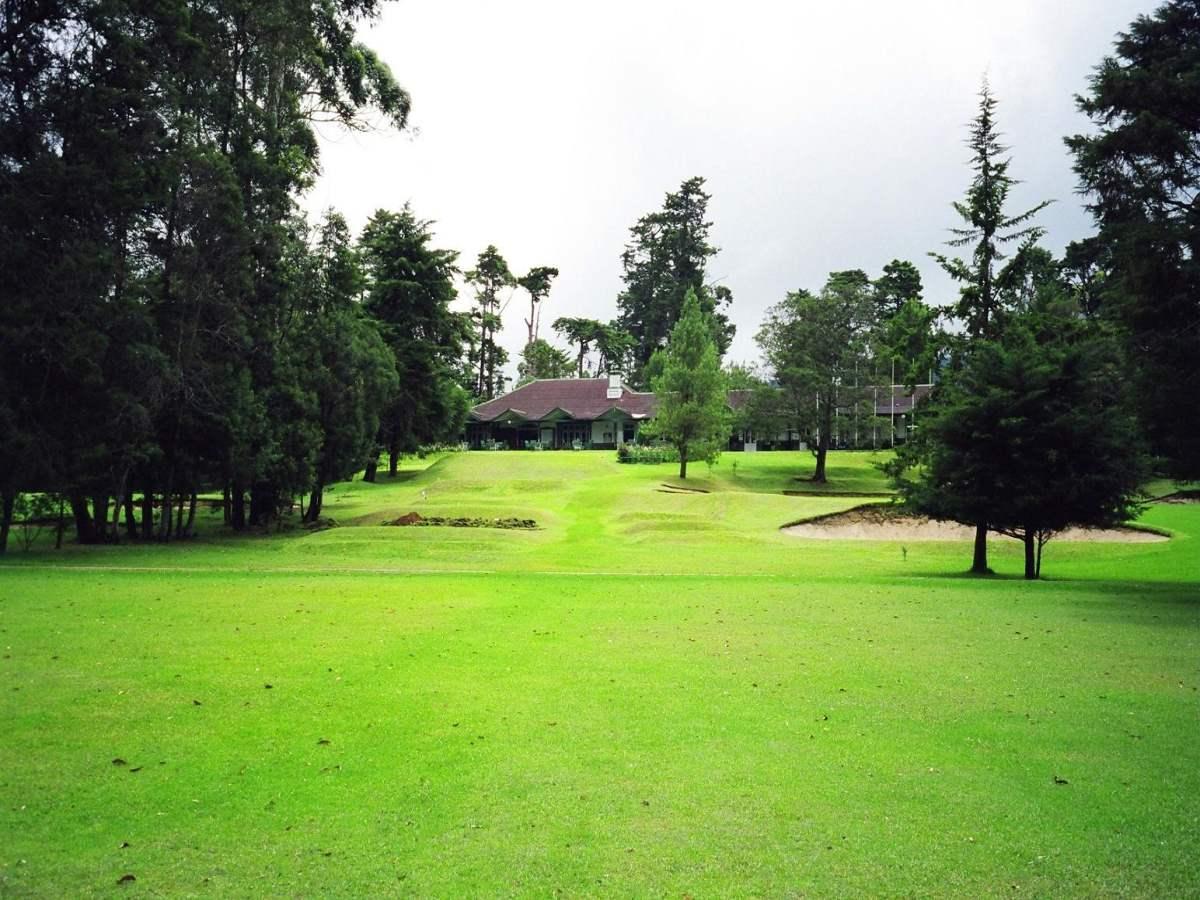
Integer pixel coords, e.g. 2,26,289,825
783,505,1168,543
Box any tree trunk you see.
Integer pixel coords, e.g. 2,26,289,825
222,484,231,525
1022,531,1037,580
812,444,828,483
92,493,108,543
71,494,97,544
812,399,831,483
141,481,154,540
971,523,990,574
160,491,173,541
55,497,65,549
389,445,400,476
175,491,185,536
305,478,324,523
181,492,197,538
230,480,246,531
0,490,14,555
158,465,174,541
679,448,688,480
123,493,137,539
364,458,378,483
1036,535,1046,579
249,482,276,527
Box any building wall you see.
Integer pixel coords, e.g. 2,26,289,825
592,420,619,447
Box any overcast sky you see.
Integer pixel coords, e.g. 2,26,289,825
304,0,1157,377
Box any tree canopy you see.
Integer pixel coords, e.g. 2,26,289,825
1066,0,1200,478
886,310,1147,579
617,177,735,384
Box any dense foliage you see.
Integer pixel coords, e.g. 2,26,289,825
1066,0,1200,479
616,177,735,384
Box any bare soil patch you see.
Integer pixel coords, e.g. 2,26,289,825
382,512,538,530
782,504,1167,543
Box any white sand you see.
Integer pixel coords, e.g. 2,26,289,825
783,515,1167,543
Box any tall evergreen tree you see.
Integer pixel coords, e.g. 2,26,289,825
1066,0,1200,478
300,213,397,522
933,81,1052,341
360,206,468,477
465,246,514,400
617,177,735,383
931,80,1050,572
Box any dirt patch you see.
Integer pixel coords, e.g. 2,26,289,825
782,504,1168,543
382,512,538,530
658,483,710,494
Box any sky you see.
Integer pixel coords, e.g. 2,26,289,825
304,0,1158,379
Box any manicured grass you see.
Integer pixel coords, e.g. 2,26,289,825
1,451,1197,896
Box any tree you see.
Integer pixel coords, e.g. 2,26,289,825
756,271,876,482
0,0,412,539
300,213,397,522
552,316,604,376
887,313,1147,578
617,177,734,383
933,80,1052,341
649,290,730,479
930,80,1051,572
465,246,514,400
1066,0,1200,479
873,260,924,320
594,322,636,376
877,297,941,391
518,266,559,345
517,339,573,384
359,205,468,477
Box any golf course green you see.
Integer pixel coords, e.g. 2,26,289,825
1,451,1196,896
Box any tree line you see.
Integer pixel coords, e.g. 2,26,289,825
0,1,474,550
1,0,1195,567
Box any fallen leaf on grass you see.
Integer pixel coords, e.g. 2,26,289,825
1053,775,1070,785
117,873,136,884
111,758,127,767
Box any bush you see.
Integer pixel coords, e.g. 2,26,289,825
616,444,680,464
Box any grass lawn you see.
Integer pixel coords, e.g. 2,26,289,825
1,450,1197,896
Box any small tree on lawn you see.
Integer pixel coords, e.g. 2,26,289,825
756,271,876,482
651,289,729,479
887,313,1147,578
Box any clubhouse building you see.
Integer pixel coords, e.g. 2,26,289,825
465,376,932,450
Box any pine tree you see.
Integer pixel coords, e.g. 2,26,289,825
650,290,730,479
1066,0,1200,479
930,80,1051,572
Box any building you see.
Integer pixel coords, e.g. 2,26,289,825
466,375,653,449
466,376,934,450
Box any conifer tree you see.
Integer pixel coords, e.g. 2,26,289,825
650,290,730,479
930,80,1051,572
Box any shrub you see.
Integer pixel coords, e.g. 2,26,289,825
615,444,680,464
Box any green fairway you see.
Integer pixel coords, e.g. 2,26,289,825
1,451,1197,896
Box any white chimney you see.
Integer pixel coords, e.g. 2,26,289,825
606,373,622,400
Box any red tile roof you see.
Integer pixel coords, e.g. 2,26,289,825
470,378,657,422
